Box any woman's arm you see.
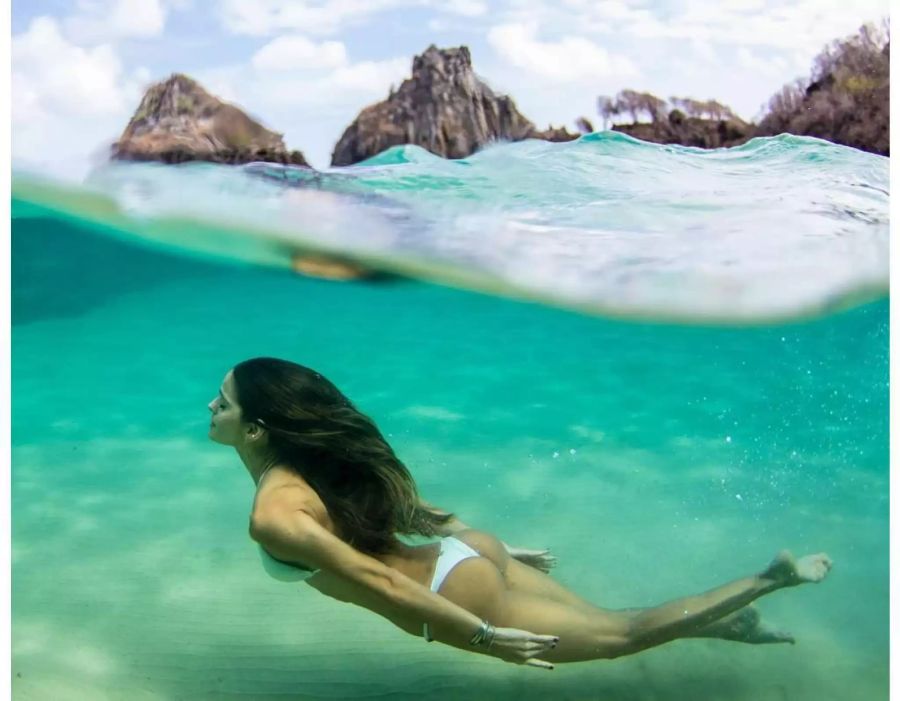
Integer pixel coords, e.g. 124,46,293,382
250,507,556,666
252,507,483,646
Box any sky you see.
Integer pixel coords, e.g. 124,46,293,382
10,0,890,177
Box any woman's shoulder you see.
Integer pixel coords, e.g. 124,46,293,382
252,466,333,531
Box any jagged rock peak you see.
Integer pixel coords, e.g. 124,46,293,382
411,44,475,85
112,73,308,166
331,45,575,166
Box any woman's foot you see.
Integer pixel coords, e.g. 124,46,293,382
695,605,795,644
762,550,833,587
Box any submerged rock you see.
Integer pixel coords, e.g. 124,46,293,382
112,74,308,166
331,45,577,166
289,253,386,281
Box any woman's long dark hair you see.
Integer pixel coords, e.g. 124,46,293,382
232,357,454,554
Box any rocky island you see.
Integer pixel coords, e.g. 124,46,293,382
112,73,308,166
107,24,887,282
753,23,888,155
331,45,577,166
591,91,754,148
593,23,888,156
112,74,380,280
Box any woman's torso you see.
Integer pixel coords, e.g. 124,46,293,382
252,466,442,597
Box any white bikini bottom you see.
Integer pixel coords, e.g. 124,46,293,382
429,536,481,593
423,535,483,642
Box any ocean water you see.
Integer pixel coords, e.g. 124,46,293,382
11,134,889,700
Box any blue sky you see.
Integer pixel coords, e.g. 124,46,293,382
11,0,889,176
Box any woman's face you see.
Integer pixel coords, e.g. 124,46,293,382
208,370,248,446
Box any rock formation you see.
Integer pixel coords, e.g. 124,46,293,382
290,253,387,281
574,117,595,134
595,89,752,148
533,124,582,142
755,24,888,155
599,23,888,156
331,45,577,166
614,111,753,149
112,74,308,166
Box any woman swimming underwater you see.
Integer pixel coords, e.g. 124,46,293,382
209,357,832,670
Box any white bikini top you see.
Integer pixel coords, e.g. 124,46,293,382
258,545,319,582
255,465,320,582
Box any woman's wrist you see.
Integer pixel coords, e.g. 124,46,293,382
468,620,496,648
423,616,494,647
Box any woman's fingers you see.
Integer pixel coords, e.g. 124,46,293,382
523,636,559,658
505,545,559,572
491,627,559,668
531,552,558,572
523,641,550,653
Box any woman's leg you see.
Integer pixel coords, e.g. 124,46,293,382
684,605,795,644
503,555,604,612
443,549,831,663
502,547,794,645
608,551,830,654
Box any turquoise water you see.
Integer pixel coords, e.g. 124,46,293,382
11,135,889,700
17,132,889,323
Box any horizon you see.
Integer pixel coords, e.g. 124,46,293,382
11,0,889,176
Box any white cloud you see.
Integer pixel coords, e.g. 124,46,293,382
218,0,288,36
193,53,411,166
251,35,348,71
329,58,410,93
13,17,129,118
501,0,886,58
488,22,639,81
64,0,168,43
444,0,488,17
623,0,887,54
736,47,788,76
218,0,497,36
499,0,649,34
482,0,886,127
218,0,416,36
12,16,146,178
10,0,889,179
716,0,767,10
690,39,716,63
561,0,647,23
107,0,167,36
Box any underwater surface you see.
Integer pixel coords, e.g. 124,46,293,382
11,134,889,700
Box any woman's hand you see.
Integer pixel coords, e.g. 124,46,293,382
503,544,558,573
484,627,559,670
